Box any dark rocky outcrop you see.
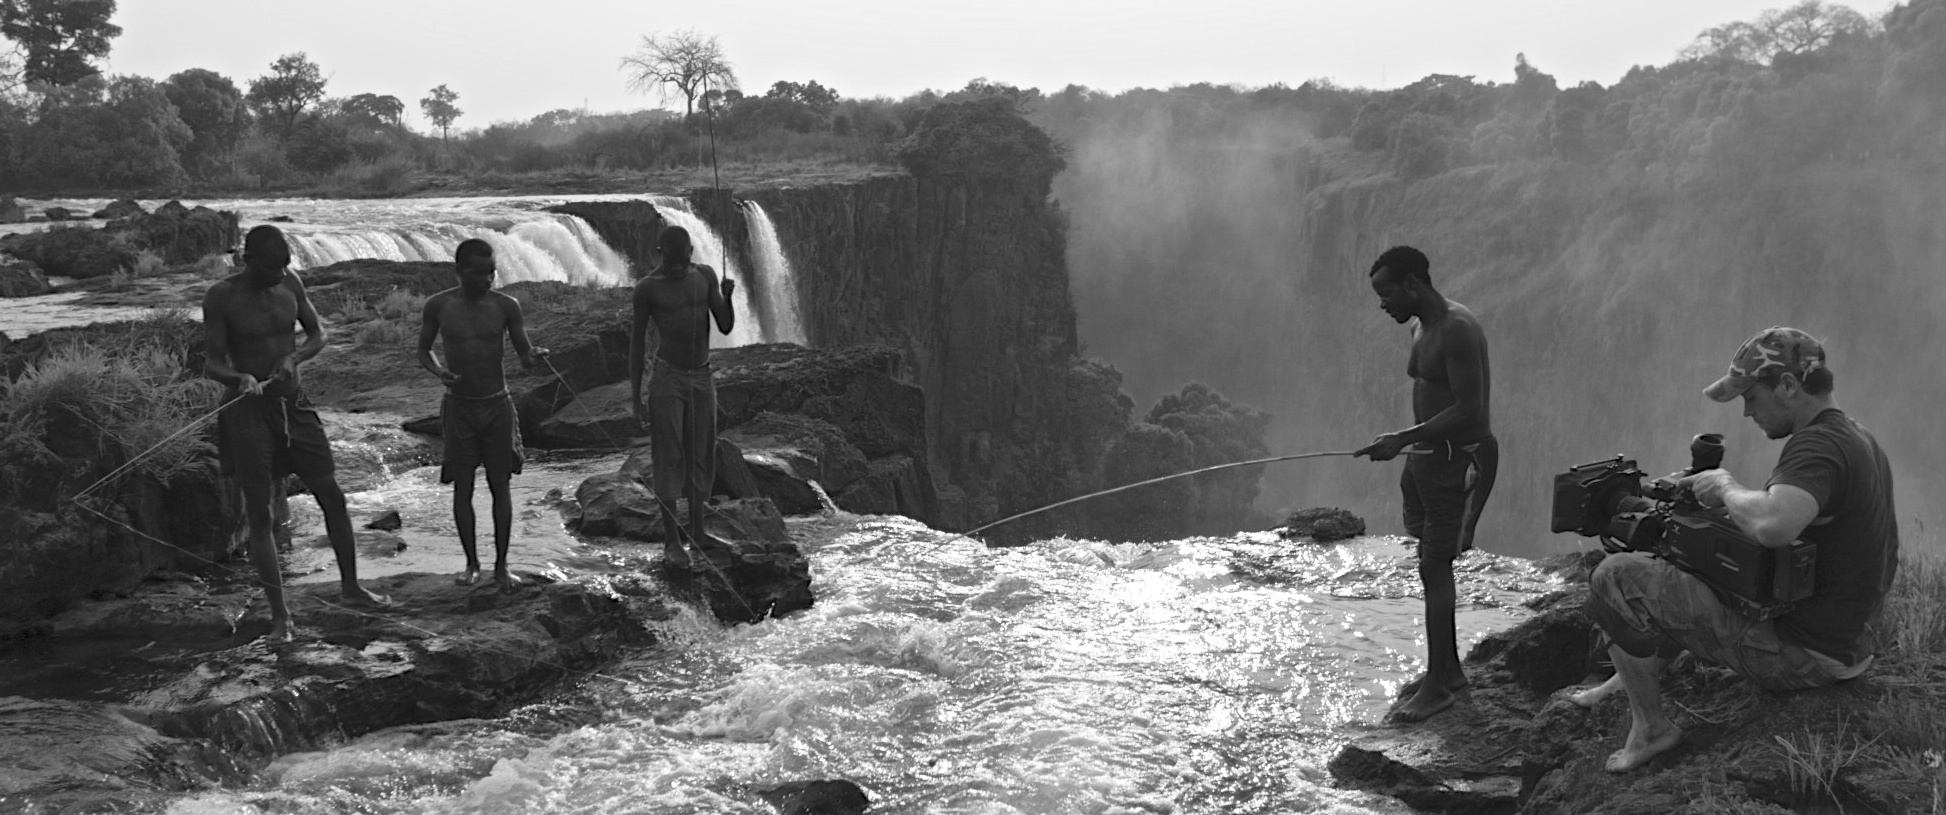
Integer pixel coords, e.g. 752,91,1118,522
0,196,23,223
1278,507,1367,542
0,203,239,279
92,199,145,220
1329,561,1925,815
757,779,871,815
0,258,50,297
0,571,658,807
42,206,72,221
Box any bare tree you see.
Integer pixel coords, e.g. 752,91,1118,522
618,29,736,119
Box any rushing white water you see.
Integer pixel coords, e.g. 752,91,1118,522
154,454,1561,814
742,201,807,345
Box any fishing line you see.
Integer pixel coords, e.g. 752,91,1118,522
933,448,1431,549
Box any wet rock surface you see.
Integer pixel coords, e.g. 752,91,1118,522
0,571,656,807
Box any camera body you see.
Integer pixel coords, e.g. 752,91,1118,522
1549,434,1816,619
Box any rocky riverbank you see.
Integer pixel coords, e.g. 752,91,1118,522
1329,551,1936,814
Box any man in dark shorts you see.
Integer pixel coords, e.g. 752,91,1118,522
1355,245,1498,724
629,225,735,569
1586,327,1898,772
417,239,547,588
204,225,390,643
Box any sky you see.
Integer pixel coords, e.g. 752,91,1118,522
107,0,1811,130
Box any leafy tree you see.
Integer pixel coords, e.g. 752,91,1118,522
161,68,245,177
246,52,326,142
342,92,403,128
419,84,460,142
765,79,838,113
619,29,736,119
0,0,120,87
1681,1,1873,64
896,96,1066,193
21,75,188,187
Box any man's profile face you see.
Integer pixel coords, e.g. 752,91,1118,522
458,252,496,294
1740,380,1794,439
1370,266,1413,324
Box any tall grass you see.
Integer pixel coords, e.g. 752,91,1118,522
1882,532,1946,656
1,338,221,483
1773,713,1876,810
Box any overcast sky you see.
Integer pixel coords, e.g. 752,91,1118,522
108,0,1804,129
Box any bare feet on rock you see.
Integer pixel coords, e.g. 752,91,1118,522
1569,674,1624,709
1605,725,1683,772
456,566,482,586
495,568,524,592
264,618,296,644
1387,685,1458,723
339,585,394,610
663,544,692,570
1398,671,1469,700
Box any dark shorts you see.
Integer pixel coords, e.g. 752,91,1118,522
219,389,335,489
1588,552,1859,691
1401,436,1498,561
441,392,524,484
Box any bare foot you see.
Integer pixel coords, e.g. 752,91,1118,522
1570,675,1624,709
1398,671,1469,699
264,619,296,644
494,569,524,591
663,544,692,570
455,566,482,586
339,585,394,610
1387,686,1458,723
1605,725,1683,772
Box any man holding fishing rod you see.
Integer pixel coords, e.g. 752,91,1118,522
629,225,736,570
204,225,391,643
1355,245,1498,723
418,238,549,590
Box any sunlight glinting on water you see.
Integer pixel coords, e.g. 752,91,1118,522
172,505,1554,815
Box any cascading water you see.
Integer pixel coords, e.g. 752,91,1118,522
742,201,807,345
280,214,629,287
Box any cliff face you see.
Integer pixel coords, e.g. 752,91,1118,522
564,176,1145,532
742,176,1114,527
1060,137,1946,556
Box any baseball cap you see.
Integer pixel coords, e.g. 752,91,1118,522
1703,326,1827,402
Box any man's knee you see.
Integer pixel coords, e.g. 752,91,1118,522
304,476,348,509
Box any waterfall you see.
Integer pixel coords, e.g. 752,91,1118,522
280,214,630,287
647,197,765,349
741,201,807,345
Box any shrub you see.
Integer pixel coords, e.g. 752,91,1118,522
1,339,220,482
373,288,425,320
895,96,1066,190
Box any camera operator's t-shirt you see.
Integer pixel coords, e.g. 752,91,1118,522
1768,408,1899,666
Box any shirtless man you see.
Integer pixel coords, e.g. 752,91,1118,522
628,225,735,569
1355,245,1498,723
418,239,547,588
203,225,390,642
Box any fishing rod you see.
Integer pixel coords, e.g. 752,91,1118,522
947,447,1431,544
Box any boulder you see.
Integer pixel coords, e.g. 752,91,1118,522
569,472,668,540
532,380,641,448
721,411,868,494
0,258,51,297
0,225,137,279
665,525,812,624
834,454,939,520
92,199,145,220
704,496,788,544
758,780,871,815
118,203,239,266
1277,507,1367,542
0,196,23,223
42,206,72,221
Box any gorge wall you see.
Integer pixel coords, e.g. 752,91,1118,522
1057,139,1946,558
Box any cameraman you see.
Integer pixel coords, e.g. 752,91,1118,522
1587,327,1898,773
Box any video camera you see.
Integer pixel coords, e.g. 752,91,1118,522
1550,433,1815,619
